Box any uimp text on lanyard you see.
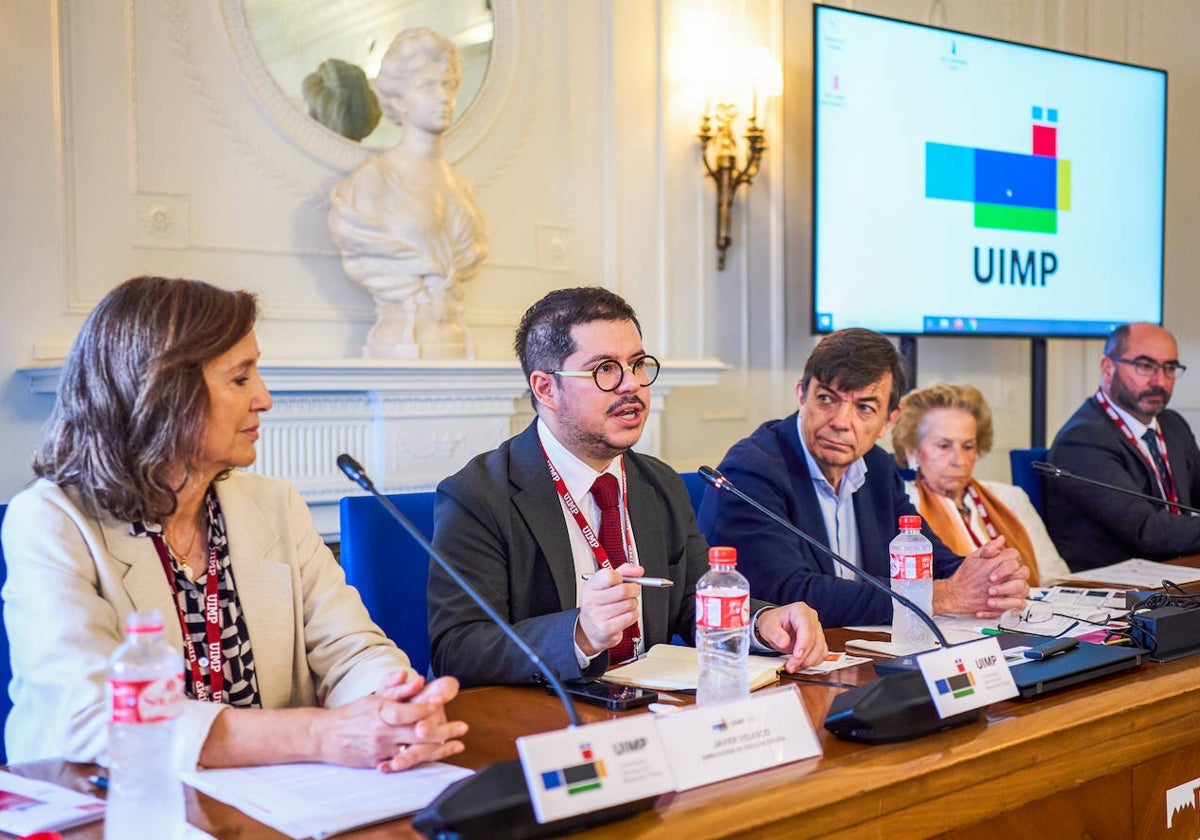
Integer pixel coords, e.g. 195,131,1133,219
541,445,637,569
150,535,225,702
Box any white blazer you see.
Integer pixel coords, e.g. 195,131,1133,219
1,473,410,767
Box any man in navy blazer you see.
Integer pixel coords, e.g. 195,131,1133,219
698,328,1030,628
428,287,828,687
1046,322,1200,572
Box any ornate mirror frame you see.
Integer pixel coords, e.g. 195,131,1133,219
220,0,519,171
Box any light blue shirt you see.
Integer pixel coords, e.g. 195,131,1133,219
796,414,867,579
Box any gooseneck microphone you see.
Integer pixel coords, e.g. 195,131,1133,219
338,455,658,838
1032,460,1200,516
336,453,581,727
699,465,949,648
699,465,984,744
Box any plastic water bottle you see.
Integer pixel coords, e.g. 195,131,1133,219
889,515,937,653
105,610,186,840
696,546,751,706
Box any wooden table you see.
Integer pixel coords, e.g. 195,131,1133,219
11,621,1200,840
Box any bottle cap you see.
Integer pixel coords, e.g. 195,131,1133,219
124,608,164,634
898,515,922,531
708,546,737,566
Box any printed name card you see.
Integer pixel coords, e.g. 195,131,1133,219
516,715,674,824
916,636,1018,718
653,685,822,790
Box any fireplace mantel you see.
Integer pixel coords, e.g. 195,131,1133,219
18,358,728,537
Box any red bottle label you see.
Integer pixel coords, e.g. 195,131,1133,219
890,552,933,581
108,675,184,723
696,592,750,629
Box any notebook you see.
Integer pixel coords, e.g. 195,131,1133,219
873,632,1147,699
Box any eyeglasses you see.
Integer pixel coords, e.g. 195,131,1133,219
549,356,661,392
1109,356,1187,379
998,601,1114,637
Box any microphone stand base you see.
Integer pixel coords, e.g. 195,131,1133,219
412,759,658,839
824,671,982,744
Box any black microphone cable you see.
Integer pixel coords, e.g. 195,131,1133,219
337,453,582,727
699,465,950,649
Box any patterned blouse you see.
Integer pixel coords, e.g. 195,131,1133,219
133,488,261,707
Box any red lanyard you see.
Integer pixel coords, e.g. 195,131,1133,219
959,484,998,549
151,535,225,703
541,444,636,569
1095,389,1180,511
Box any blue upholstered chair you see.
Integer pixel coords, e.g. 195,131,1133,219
0,503,11,763
679,470,707,515
338,493,436,677
1010,447,1050,518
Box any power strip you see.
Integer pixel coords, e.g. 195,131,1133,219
1128,605,1200,661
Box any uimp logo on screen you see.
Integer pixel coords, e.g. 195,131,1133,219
925,106,1070,288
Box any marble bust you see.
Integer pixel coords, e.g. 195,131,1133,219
328,28,489,360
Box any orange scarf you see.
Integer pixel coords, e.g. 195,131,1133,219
914,478,1040,586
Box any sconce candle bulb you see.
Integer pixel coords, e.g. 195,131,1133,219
698,102,766,270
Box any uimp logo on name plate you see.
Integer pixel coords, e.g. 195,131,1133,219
916,637,1018,718
516,715,673,824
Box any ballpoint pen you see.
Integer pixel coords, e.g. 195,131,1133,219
581,573,674,588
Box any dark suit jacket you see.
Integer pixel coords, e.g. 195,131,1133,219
697,413,962,627
428,421,769,688
1045,397,1200,571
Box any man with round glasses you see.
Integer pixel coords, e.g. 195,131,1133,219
427,286,827,687
1046,322,1200,572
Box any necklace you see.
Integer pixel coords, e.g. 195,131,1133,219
162,528,201,564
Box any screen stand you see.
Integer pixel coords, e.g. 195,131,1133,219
899,335,918,394
1031,337,1047,447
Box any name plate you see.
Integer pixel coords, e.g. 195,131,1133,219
654,685,822,790
516,715,674,824
917,636,1018,718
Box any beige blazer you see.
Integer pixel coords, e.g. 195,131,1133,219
1,473,410,767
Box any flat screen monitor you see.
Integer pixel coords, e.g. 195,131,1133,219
812,6,1166,337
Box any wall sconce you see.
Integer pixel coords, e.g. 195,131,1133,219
697,47,782,270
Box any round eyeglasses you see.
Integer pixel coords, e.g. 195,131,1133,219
549,356,661,392
997,601,1114,637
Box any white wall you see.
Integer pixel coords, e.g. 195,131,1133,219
2,0,1198,503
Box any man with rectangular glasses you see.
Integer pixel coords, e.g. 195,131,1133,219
1046,322,1200,571
427,286,828,687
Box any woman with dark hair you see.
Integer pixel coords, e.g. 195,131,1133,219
1,276,466,770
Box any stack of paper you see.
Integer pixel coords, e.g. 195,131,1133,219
180,761,472,840
0,770,105,835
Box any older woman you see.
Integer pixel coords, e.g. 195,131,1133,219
1,276,466,770
892,383,1070,586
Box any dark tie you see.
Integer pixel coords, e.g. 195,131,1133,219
589,473,639,664
1142,428,1176,500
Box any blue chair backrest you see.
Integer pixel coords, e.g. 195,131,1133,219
680,471,707,515
1010,447,1050,517
339,493,436,676
0,503,10,763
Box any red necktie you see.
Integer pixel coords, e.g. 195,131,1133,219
589,473,639,664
